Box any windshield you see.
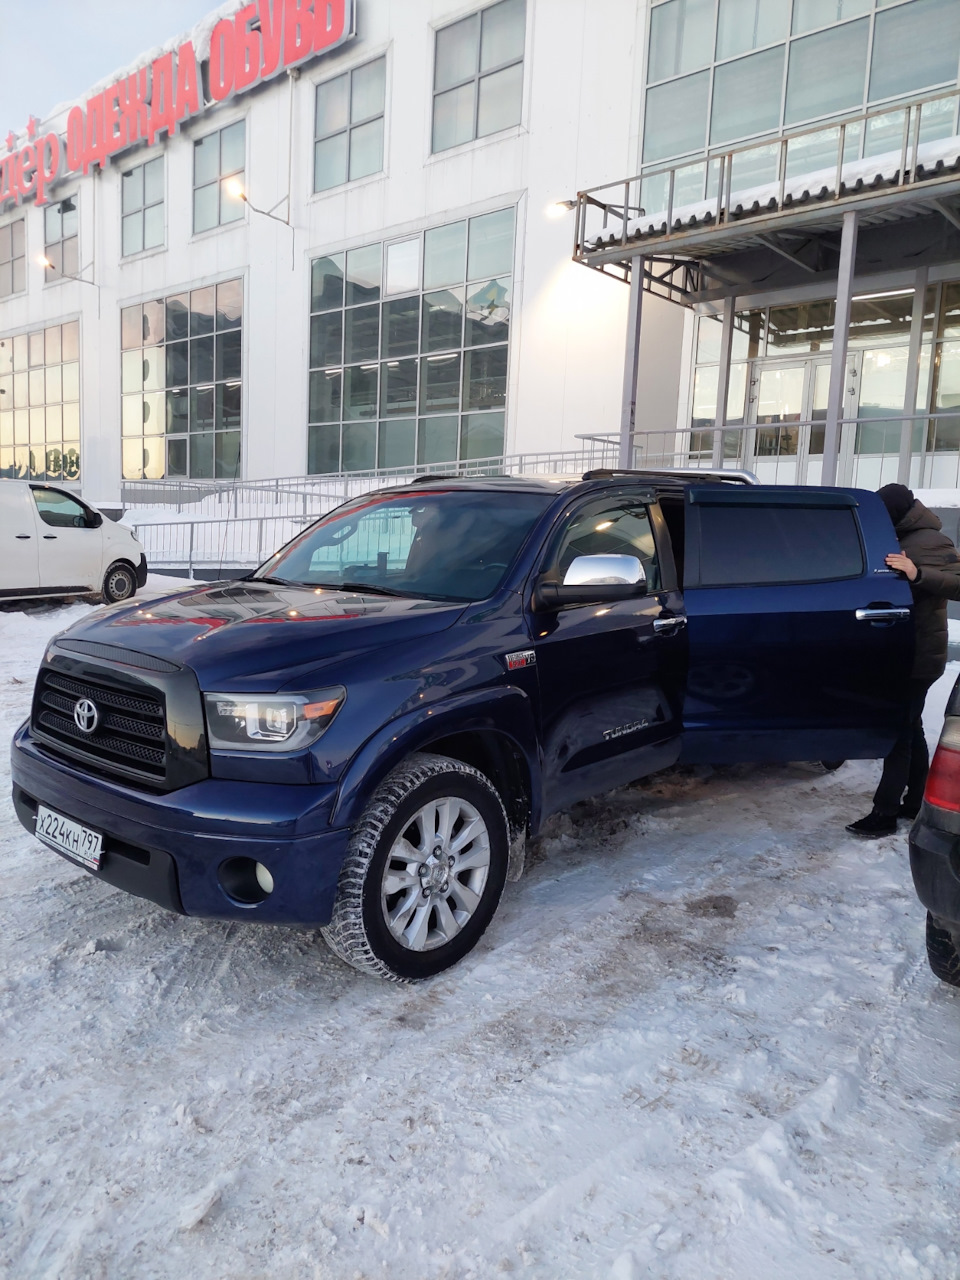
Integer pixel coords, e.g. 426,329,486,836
253,489,553,602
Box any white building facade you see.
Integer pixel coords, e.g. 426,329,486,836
0,0,691,505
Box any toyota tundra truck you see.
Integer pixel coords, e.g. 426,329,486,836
11,470,913,980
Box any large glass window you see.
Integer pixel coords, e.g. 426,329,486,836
0,321,81,481
793,0,871,35
716,0,789,60
869,0,960,103
121,157,164,256
308,208,514,474
643,71,710,162
432,0,525,153
193,122,245,234
120,279,242,480
0,219,25,298
710,47,785,145
643,0,960,164
43,198,78,282
314,58,386,193
648,0,714,81
785,19,869,124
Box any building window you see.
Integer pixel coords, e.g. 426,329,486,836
193,121,245,234
432,0,525,153
307,207,514,474
122,157,164,256
314,57,386,192
0,219,25,298
642,0,960,164
120,280,243,480
0,321,81,481
43,198,78,282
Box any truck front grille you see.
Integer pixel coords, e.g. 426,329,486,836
34,668,166,781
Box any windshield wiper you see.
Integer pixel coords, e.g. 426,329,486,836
316,581,417,598
252,575,293,586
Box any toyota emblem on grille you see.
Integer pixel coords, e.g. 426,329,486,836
73,698,100,734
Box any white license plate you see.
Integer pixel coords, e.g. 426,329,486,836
35,806,103,871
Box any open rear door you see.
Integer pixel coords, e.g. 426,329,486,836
680,485,913,764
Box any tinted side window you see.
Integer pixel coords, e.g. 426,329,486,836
548,496,660,590
32,488,89,528
697,505,863,586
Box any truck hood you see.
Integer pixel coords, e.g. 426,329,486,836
58,580,466,688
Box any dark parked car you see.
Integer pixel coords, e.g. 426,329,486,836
910,674,960,985
12,470,914,980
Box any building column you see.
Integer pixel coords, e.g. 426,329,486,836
711,295,735,468
619,255,644,468
898,265,929,485
822,209,859,486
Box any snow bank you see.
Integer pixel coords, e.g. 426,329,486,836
917,489,960,509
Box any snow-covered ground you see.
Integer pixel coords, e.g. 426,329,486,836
1,589,959,1279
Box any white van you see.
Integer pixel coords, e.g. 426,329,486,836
0,481,146,604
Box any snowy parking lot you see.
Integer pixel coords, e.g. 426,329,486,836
1,588,959,1280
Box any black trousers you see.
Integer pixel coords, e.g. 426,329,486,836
873,678,933,815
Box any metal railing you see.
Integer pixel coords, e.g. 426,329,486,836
132,419,960,576
122,444,620,514
134,514,316,575
585,410,960,488
575,86,960,269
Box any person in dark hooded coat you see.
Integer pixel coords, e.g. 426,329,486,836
847,483,960,837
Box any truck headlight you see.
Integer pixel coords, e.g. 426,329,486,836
203,688,345,752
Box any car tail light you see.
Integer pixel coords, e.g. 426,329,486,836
925,716,960,812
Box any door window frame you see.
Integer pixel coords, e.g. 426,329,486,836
533,487,665,598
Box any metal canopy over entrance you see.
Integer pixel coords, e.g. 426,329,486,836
574,89,960,482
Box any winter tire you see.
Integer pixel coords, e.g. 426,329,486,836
322,753,510,981
925,911,960,987
103,562,137,604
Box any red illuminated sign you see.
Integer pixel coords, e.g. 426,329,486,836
0,0,354,210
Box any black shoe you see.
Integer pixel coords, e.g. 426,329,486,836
899,802,921,821
846,811,898,837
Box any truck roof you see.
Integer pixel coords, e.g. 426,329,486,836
397,468,759,495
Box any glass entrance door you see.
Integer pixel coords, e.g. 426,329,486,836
744,355,855,484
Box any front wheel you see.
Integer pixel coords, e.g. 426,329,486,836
322,753,509,981
102,561,137,604
925,912,960,987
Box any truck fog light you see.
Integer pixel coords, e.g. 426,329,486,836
218,856,275,905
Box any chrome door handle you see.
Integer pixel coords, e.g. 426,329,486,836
653,616,687,633
855,608,910,622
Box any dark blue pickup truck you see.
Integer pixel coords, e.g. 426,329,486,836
12,470,914,979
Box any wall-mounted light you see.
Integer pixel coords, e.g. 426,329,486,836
546,199,577,218
36,254,100,315
224,178,295,267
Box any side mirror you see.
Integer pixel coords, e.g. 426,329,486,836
83,511,103,529
534,554,648,609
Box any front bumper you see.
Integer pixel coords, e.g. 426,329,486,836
909,803,960,925
11,723,350,926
